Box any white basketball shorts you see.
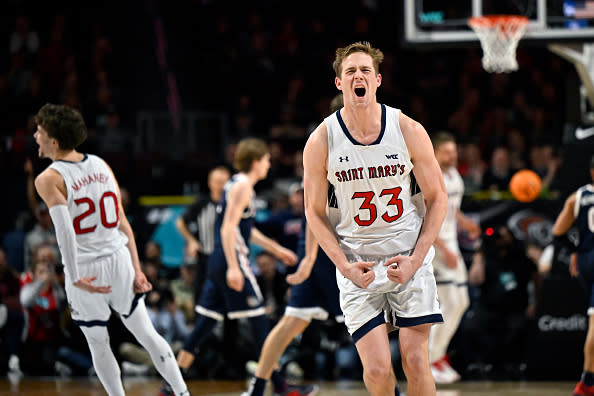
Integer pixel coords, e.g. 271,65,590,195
65,246,139,325
338,246,443,341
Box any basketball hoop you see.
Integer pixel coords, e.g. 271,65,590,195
468,15,529,73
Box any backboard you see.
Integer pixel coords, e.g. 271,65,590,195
404,0,594,43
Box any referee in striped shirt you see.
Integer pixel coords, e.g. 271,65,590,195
176,166,231,300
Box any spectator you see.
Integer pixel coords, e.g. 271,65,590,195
143,240,169,280
463,225,540,379
23,202,58,273
529,142,562,193
149,288,190,345
457,141,486,195
96,107,129,154
9,16,39,68
2,211,29,273
36,14,70,96
7,52,32,98
19,245,66,375
170,262,196,323
506,128,528,170
0,247,25,375
481,146,515,193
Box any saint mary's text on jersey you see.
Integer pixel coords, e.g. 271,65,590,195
334,164,406,183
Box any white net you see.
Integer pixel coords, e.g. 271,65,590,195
469,15,529,73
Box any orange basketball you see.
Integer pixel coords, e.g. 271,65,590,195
509,169,542,203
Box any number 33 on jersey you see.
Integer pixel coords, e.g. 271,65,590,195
326,105,425,257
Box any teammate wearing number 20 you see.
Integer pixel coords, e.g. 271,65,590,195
33,104,189,396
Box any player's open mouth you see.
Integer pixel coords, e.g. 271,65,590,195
354,87,366,97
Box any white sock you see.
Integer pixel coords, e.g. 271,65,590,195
80,326,125,396
121,299,189,396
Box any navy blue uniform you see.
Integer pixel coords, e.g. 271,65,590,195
575,184,594,311
285,214,343,322
195,174,265,321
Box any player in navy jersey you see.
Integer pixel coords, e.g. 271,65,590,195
303,42,447,396
160,138,298,396
241,95,344,396
33,104,189,396
552,155,594,396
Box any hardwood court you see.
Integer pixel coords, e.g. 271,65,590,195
0,377,578,396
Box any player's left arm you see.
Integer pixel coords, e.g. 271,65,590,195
386,112,447,283
552,192,577,237
104,161,152,293
250,227,297,267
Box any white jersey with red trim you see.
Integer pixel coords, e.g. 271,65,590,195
325,104,424,258
49,154,128,264
439,166,464,244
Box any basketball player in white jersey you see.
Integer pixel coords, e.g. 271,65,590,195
303,42,448,396
429,132,480,384
33,104,190,396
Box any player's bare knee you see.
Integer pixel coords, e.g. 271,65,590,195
402,349,427,374
364,359,392,382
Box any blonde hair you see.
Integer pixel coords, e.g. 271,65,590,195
332,41,384,78
233,138,268,173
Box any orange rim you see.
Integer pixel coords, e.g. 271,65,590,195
468,14,529,29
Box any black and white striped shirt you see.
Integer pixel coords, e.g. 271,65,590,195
182,195,218,255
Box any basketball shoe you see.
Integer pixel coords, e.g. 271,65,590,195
574,381,594,396
158,380,191,396
430,356,461,384
240,383,319,396
274,384,320,396
158,381,173,396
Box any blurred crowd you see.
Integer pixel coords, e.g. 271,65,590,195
0,0,583,383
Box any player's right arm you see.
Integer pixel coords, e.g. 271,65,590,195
303,123,375,288
220,179,251,292
34,169,111,294
433,237,457,269
552,192,577,236
286,223,318,285
457,210,480,239
175,215,201,257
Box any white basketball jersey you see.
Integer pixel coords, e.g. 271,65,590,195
50,154,128,264
439,166,464,244
325,104,424,257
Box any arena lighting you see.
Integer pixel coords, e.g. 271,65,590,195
485,227,494,236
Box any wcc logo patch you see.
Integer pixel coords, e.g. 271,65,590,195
385,154,399,159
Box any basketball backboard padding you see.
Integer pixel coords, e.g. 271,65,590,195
548,43,594,108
